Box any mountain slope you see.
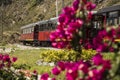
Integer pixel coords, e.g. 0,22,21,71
0,0,120,31
0,0,73,31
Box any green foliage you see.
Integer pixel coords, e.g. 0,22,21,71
81,49,97,60
102,53,120,80
40,49,78,62
0,69,26,80
0,42,7,46
40,49,96,63
103,52,115,60
13,64,31,70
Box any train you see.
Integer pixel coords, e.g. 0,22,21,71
19,5,120,46
20,17,58,46
94,5,120,28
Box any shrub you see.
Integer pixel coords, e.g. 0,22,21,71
40,49,96,62
81,49,96,60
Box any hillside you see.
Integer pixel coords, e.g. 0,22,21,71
0,0,73,31
0,0,120,31
0,0,120,44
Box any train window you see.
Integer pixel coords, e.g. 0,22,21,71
29,28,31,33
109,11,118,18
24,29,26,34
46,24,49,31
44,24,47,31
30,28,31,32
41,24,43,30
24,30,25,34
27,29,29,33
31,28,33,32
26,29,28,33
39,24,43,31
55,23,57,29
110,19,113,25
52,24,56,30
42,24,45,31
39,25,41,31
93,22,97,28
31,27,34,32
48,23,52,30
114,18,118,25
22,30,24,34
28,28,30,33
119,17,120,25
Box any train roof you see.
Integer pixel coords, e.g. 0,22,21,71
20,17,58,29
97,5,120,13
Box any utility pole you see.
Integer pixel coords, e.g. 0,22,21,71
0,4,3,42
62,0,64,8
56,0,64,17
56,0,58,17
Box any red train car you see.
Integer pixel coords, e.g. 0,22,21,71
20,17,58,46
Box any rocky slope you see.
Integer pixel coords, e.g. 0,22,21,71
0,0,120,31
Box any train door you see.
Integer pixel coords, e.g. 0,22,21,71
34,25,39,41
91,14,105,37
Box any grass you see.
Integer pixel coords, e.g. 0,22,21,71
10,49,53,74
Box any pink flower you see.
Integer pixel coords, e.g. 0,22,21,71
57,41,67,48
50,32,57,41
67,26,76,33
40,73,49,80
66,67,78,80
82,0,87,4
84,42,92,49
51,67,61,75
3,54,10,62
109,47,114,52
51,78,56,80
0,54,3,60
86,2,96,11
102,60,111,69
52,42,57,47
72,0,80,11
57,61,65,71
92,53,103,65
33,70,38,75
87,11,93,21
78,61,91,73
0,64,4,69
62,7,75,16
59,14,72,25
58,14,66,24
12,57,17,62
88,69,103,80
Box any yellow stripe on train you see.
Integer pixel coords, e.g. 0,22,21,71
114,39,120,42
25,39,34,41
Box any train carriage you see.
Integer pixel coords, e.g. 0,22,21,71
97,5,120,26
20,17,58,46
